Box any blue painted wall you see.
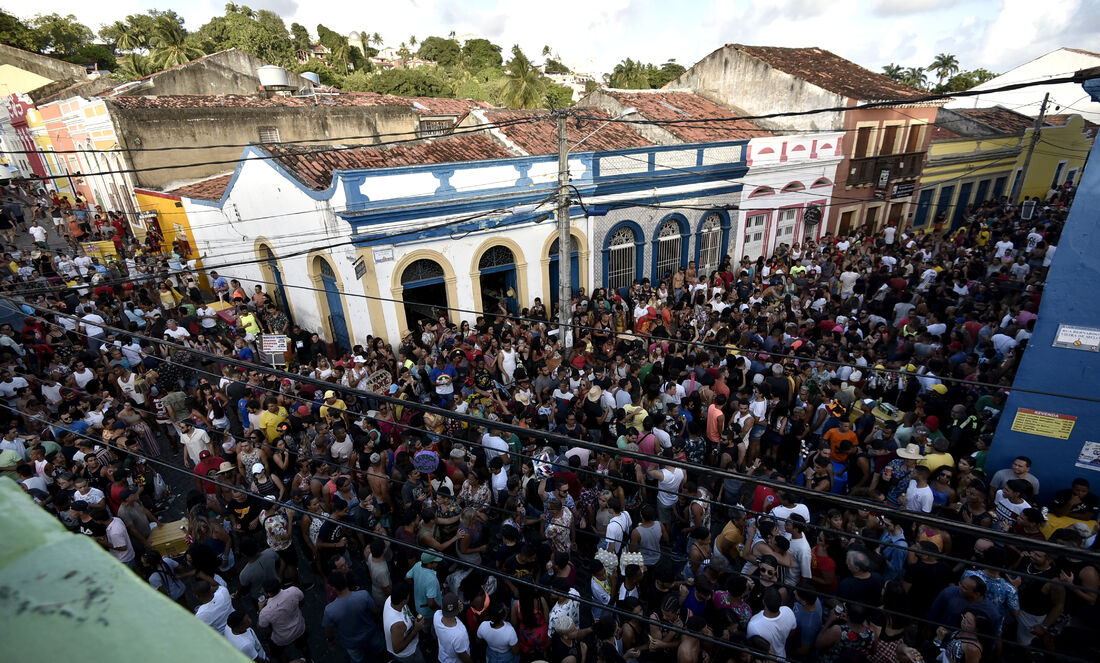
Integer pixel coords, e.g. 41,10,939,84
988,77,1100,502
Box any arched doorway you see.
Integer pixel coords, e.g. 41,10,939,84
258,243,290,319
652,216,687,283
401,258,449,331
548,236,579,309
605,223,642,295
478,245,518,316
316,258,351,351
696,212,724,276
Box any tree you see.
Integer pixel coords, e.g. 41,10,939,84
330,42,352,74
881,63,904,81
409,35,417,48
544,58,569,75
397,42,410,58
417,36,461,66
291,57,343,86
648,59,685,88
363,67,452,97
940,68,997,92
901,67,928,90
929,53,960,88
584,79,600,94
150,15,202,68
502,45,546,109
289,22,310,51
545,84,573,108
463,38,503,70
115,52,155,81
541,45,551,57
0,10,38,51
370,32,382,46
64,43,117,71
609,58,649,88
99,10,183,53
28,13,93,56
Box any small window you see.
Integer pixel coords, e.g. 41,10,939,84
258,126,280,143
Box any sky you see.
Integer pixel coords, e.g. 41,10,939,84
9,0,1100,78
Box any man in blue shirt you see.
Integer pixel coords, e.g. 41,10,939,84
210,272,229,301
322,572,384,663
405,552,441,622
879,513,909,582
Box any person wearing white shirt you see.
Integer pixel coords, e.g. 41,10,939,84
223,611,267,661
481,429,508,464
195,582,234,633
197,304,219,330
433,595,471,663
382,585,423,660
476,604,519,661
883,225,896,245
747,587,797,658
73,254,93,276
648,463,684,526
79,312,107,351
0,372,28,403
784,515,813,585
993,238,1014,259
903,467,934,513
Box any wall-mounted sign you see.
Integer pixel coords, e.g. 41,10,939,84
353,256,367,280
1053,323,1100,352
1010,407,1077,439
890,182,915,199
1075,441,1100,472
373,248,394,263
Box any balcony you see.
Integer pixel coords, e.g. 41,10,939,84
847,151,926,187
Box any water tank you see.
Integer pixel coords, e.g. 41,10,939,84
301,71,321,85
257,65,289,88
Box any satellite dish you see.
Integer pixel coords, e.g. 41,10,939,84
803,205,822,226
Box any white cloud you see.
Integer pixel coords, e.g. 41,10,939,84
870,0,956,16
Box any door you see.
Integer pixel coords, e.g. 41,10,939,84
864,206,881,233
934,185,955,227
992,176,1008,201
548,238,579,308
913,189,934,227
268,258,291,318
478,245,518,315
838,210,855,237
773,208,798,254
742,213,769,260
974,180,990,208
319,262,350,351
952,182,973,229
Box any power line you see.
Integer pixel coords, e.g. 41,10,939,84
12,297,1095,560
0,401,796,663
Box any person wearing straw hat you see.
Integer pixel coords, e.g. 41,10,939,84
873,442,925,508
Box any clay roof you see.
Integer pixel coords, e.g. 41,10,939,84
729,45,926,101
264,132,514,189
954,107,1035,133
105,92,489,115
1044,114,1098,135
167,174,233,201
472,109,653,155
600,90,770,142
1064,48,1100,58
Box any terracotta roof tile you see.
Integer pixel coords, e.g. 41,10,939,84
1044,114,1098,135
265,132,514,189
730,45,926,101
954,107,1035,133
105,92,490,115
167,174,233,201
474,109,653,155
601,90,770,142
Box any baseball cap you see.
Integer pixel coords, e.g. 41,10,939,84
70,500,89,512
324,390,335,399
421,552,442,565
251,462,265,474
199,450,212,459
441,592,460,618
296,405,311,416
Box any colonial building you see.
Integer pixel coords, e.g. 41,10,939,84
665,44,943,236
162,114,756,347
576,88,844,261
915,106,1094,229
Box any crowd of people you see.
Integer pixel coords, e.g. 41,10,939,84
1,177,1097,663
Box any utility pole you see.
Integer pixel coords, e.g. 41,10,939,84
1010,92,1049,204
556,111,572,347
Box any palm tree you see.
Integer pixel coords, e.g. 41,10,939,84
331,42,352,74
409,35,417,48
881,63,904,81
542,45,551,57
118,53,155,80
370,32,382,47
901,67,928,90
502,45,545,109
448,30,456,39
929,53,960,88
609,58,649,89
150,16,202,68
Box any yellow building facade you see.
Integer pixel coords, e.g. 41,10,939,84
913,108,1092,230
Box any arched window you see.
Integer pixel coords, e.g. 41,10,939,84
749,186,775,198
319,260,336,280
401,258,445,286
654,218,684,281
478,245,515,270
811,177,832,188
782,182,805,193
697,213,723,276
607,226,638,292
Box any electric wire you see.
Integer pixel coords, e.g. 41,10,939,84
10,297,1096,561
